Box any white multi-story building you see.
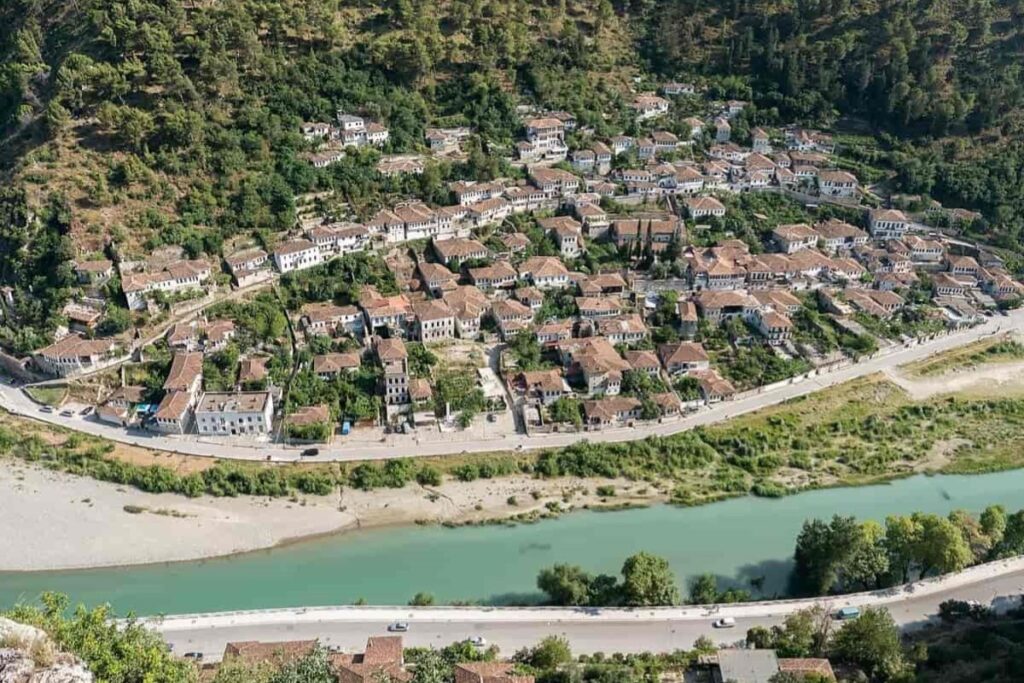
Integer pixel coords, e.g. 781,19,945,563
631,95,670,120
34,334,117,377
818,170,858,198
121,259,212,310
274,239,323,273
869,209,910,241
194,391,274,437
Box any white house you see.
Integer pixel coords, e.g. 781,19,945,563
518,256,570,289
684,196,727,219
869,209,910,241
818,170,858,198
631,95,670,120
34,334,117,377
121,260,212,310
194,391,274,437
274,239,324,273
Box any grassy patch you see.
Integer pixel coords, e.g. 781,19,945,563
25,386,67,407
8,370,1024,507
532,375,1024,499
903,336,1024,377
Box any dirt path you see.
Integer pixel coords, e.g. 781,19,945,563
885,360,1024,401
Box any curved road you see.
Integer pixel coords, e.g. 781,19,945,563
148,557,1024,660
3,310,1022,463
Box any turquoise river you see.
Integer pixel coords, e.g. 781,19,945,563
3,470,1024,616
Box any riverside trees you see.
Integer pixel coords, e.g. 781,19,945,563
793,507,1006,596
536,552,680,607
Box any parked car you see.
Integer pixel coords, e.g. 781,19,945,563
301,448,319,457
80,406,94,416
387,622,409,633
835,607,860,620
59,409,75,418
468,636,487,647
39,405,54,413
183,652,204,661
712,617,736,629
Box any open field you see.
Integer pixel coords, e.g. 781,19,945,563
900,333,1024,378
23,386,67,407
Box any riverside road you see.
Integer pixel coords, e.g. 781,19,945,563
2,310,1022,463
149,557,1024,660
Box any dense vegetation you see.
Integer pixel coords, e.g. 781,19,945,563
535,377,1024,503
792,504,1020,596
535,503,1021,609
910,598,1024,682
0,422,341,497
2,592,193,682
537,551,681,607
8,367,1024,507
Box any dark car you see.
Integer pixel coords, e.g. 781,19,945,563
301,448,320,457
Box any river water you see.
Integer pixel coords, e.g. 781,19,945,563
3,470,1024,616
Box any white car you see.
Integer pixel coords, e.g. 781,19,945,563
712,617,736,629
387,622,409,633
468,636,487,647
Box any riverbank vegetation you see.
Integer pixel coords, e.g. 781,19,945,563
0,419,342,499
793,504,1023,597
533,374,1024,504
7,369,1024,511
902,337,1024,377
536,551,681,608
533,503,1024,609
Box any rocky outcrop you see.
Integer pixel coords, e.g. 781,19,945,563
0,618,92,683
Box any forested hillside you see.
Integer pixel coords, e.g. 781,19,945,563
0,0,637,245
642,0,1024,134
1,0,1023,349
3,0,1023,235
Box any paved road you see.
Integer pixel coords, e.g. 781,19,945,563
150,558,1024,660
3,311,1022,462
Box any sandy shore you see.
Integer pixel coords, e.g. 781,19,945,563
0,459,655,571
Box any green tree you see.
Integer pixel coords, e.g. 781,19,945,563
829,607,908,680
688,573,719,604
537,564,594,606
793,515,860,595
884,514,923,584
97,305,132,336
992,510,1024,559
548,397,583,427
771,606,832,658
620,552,679,606
840,520,890,591
523,635,572,669
409,592,435,606
912,513,972,579
980,504,1007,545
3,592,194,682
409,650,450,683
268,646,334,683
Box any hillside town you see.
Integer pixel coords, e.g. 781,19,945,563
18,85,1023,447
